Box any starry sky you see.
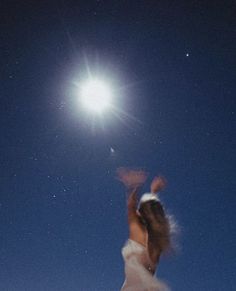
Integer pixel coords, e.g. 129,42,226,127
1,1,235,290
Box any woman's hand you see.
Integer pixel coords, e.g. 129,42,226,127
117,168,147,188
150,176,167,193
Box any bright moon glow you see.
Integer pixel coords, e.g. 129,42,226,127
80,79,112,113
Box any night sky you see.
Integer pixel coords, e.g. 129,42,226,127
1,1,235,290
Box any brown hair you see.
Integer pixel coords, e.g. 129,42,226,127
139,200,171,263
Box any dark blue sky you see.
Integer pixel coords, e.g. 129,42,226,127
1,1,235,290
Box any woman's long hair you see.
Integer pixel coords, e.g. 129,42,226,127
139,200,172,265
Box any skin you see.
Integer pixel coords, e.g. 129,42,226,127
117,168,148,246
117,168,167,271
127,187,147,247
150,176,167,194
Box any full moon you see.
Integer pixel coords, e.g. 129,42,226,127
80,79,112,113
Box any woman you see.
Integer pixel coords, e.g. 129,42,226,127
117,168,171,291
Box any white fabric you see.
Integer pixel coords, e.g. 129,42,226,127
121,240,170,291
139,193,160,204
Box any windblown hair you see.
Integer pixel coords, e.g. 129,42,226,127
139,200,172,262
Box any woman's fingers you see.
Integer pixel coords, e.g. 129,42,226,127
116,168,147,187
151,176,167,193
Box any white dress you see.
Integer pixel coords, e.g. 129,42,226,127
121,239,169,291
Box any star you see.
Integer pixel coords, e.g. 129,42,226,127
110,147,115,154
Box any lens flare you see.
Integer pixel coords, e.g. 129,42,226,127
80,79,112,113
